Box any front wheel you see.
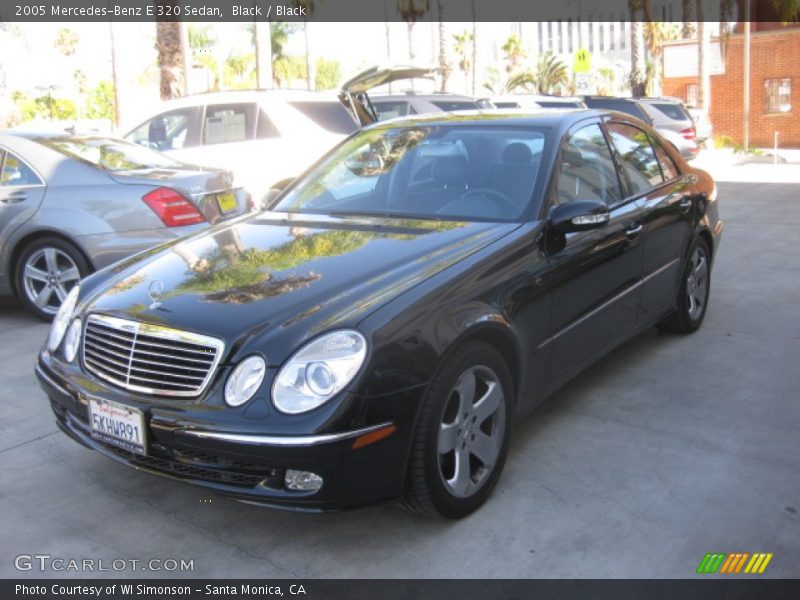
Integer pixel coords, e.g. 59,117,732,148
15,237,89,321
658,237,712,334
403,341,513,518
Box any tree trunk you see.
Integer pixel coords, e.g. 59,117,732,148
471,0,477,96
437,0,449,92
407,22,415,60
254,21,272,89
629,14,646,97
304,21,314,91
109,22,120,126
155,14,185,100
697,10,710,113
681,0,695,38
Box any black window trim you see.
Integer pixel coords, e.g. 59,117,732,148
603,119,671,203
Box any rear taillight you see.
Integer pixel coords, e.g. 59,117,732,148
142,187,206,227
680,127,696,140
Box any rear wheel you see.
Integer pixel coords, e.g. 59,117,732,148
15,237,89,321
403,341,513,518
658,237,711,334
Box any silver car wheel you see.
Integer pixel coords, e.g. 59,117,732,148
686,245,709,321
437,365,506,499
22,248,80,316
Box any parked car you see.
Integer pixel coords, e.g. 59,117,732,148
486,95,586,109
119,90,359,201
637,97,697,139
37,109,722,517
687,107,713,144
0,131,247,319
370,92,488,121
582,96,699,160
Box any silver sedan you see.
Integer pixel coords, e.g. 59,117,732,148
0,131,248,319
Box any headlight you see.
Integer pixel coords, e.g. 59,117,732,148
273,330,367,415
48,285,80,352
63,318,82,363
224,355,266,407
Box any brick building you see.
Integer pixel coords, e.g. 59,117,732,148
661,28,800,148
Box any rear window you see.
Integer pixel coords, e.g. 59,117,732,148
585,98,649,122
431,100,482,112
651,102,691,121
289,101,358,135
373,101,415,121
538,100,583,108
493,101,521,109
38,137,182,172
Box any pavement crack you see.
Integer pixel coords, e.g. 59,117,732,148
0,430,59,454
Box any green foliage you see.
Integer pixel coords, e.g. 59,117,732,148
535,52,568,94
55,27,79,56
273,55,307,88
14,92,78,121
224,52,256,88
397,0,429,22
314,58,340,90
85,81,116,121
713,135,734,149
452,30,474,75
501,34,526,73
271,22,300,59
188,24,215,52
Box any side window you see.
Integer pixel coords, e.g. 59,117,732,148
126,109,193,151
202,103,257,145
652,139,680,180
0,150,42,186
256,109,280,139
373,101,412,121
556,124,622,206
606,123,664,195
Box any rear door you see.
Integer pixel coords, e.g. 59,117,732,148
544,121,645,383
605,121,695,323
0,147,47,238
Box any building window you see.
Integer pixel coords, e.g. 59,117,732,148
610,20,615,50
588,18,594,52
686,83,699,107
538,22,544,52
765,79,791,113
567,19,573,53
620,19,625,49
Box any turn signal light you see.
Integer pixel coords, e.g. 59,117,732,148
142,187,206,227
352,424,397,450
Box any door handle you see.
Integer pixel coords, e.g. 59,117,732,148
625,223,643,239
679,197,693,213
1,191,27,204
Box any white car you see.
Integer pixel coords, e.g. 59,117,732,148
119,90,359,204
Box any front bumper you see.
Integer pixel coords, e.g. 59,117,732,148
36,355,423,511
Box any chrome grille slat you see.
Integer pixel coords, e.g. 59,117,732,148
81,314,225,398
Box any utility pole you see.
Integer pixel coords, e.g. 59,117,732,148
743,0,751,152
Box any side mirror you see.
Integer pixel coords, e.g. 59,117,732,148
549,200,610,233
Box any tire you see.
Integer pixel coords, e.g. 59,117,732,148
658,237,712,334
14,237,90,321
403,341,513,518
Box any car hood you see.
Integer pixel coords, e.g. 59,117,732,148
82,212,519,364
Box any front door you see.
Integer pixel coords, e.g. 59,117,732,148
543,122,645,383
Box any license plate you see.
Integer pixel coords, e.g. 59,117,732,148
88,397,147,456
217,192,237,213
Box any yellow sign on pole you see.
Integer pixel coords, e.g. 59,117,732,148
573,48,591,73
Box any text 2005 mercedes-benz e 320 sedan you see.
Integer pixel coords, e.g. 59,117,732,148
36,109,722,518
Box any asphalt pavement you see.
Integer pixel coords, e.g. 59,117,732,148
1,180,798,578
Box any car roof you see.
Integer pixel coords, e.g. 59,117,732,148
146,89,341,109
363,108,615,130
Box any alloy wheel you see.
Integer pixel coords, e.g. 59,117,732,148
22,247,81,316
437,365,506,498
686,245,709,321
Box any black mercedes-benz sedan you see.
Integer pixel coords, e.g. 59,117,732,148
36,110,722,518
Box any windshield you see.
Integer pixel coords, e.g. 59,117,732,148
38,137,183,172
273,124,548,222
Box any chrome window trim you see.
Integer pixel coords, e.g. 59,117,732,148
81,314,225,398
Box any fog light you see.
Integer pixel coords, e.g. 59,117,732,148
284,469,323,492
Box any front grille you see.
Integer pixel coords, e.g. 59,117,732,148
82,314,224,397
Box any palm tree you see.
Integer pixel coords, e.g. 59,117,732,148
253,21,272,88
501,34,526,74
55,28,79,56
471,0,478,95
436,0,450,91
628,0,646,97
681,0,695,38
155,5,185,100
291,1,318,91
453,30,473,91
771,0,799,20
397,0,429,61
535,52,568,94
644,22,679,96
